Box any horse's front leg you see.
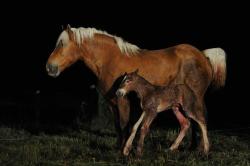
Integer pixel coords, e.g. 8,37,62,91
117,97,131,148
136,111,157,157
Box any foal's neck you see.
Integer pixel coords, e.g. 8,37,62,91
133,77,155,100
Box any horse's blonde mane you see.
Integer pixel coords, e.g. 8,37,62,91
57,27,140,55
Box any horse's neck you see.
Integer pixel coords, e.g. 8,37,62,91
134,78,155,100
79,36,120,79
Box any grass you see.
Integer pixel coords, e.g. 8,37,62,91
0,126,249,166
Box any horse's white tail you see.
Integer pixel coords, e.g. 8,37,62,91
203,48,227,88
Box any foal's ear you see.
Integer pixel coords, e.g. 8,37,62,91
133,69,139,74
122,72,127,77
66,24,74,40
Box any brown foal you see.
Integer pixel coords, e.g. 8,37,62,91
116,70,208,157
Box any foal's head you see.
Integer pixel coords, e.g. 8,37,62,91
116,69,140,97
46,25,82,77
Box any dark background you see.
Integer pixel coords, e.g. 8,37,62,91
0,2,249,131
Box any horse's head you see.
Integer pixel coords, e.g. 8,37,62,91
46,25,81,77
116,69,139,97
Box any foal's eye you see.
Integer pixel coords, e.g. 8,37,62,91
125,80,130,83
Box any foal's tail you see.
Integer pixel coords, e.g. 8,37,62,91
203,48,227,88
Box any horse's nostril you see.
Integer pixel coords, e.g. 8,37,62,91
46,64,50,72
46,63,58,74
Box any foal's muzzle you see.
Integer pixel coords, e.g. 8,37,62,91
116,89,126,97
46,63,60,77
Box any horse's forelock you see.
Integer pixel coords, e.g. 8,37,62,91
56,30,69,46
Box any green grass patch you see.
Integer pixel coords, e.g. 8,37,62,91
0,126,249,165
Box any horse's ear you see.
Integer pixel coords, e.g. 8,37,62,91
58,40,63,47
66,24,74,40
67,24,71,30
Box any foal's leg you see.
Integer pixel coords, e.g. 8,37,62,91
170,106,190,151
117,97,131,148
123,112,145,156
136,111,157,157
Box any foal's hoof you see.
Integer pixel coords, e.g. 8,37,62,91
136,147,143,157
197,144,209,156
169,146,178,152
197,149,210,157
202,149,210,156
170,149,179,153
123,146,132,156
204,149,209,156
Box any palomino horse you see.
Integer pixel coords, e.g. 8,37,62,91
46,25,226,154
116,70,203,156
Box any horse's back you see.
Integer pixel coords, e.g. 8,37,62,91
139,44,213,98
139,44,209,65
135,44,211,84
135,49,181,85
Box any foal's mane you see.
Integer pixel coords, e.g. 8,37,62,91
57,27,140,56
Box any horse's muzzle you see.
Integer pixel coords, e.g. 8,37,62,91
46,63,59,77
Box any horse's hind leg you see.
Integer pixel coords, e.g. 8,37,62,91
191,117,209,154
170,106,190,151
188,105,209,155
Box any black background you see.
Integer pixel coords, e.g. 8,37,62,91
0,1,249,129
